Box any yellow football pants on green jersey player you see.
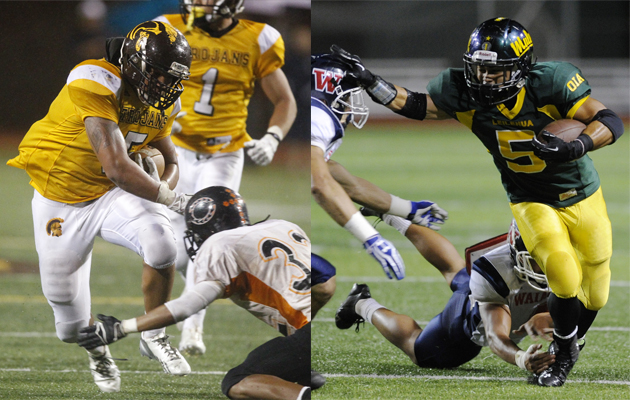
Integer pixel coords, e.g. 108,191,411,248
510,187,612,311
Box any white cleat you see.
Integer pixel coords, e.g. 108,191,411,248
87,346,121,393
139,333,191,375
179,327,206,356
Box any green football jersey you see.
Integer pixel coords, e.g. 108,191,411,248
427,61,600,207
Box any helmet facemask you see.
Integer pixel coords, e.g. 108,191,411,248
463,50,531,107
180,0,244,31
330,84,369,129
120,21,191,111
125,54,188,110
508,220,550,292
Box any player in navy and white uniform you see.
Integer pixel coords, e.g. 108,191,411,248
310,52,449,315
337,216,557,375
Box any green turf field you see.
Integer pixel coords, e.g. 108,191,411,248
0,143,310,399
311,122,630,399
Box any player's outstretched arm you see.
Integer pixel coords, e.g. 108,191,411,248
479,302,555,374
312,147,405,279
328,160,448,230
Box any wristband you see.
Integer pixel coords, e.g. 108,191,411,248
156,181,175,205
121,318,138,334
344,211,379,243
514,350,527,370
267,125,283,142
388,195,412,217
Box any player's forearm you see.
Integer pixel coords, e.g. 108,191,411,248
129,305,176,332
327,160,391,212
268,96,297,137
487,334,522,366
311,175,362,227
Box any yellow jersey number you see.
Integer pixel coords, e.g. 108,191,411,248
497,130,547,173
194,68,218,116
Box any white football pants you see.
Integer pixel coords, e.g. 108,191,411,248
32,188,176,343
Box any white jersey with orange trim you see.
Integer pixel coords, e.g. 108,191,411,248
7,59,179,203
154,14,285,155
193,219,311,335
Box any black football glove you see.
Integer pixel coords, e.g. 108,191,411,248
532,131,593,162
77,314,127,350
330,44,397,106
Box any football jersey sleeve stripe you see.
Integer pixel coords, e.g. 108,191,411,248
67,64,122,99
258,24,281,55
472,256,510,298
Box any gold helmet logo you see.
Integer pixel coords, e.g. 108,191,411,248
129,21,178,46
46,218,65,237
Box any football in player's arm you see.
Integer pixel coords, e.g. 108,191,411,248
330,16,623,387
78,187,311,400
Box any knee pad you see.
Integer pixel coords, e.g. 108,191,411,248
55,319,88,343
40,250,84,303
138,224,177,269
312,253,337,285
542,251,581,298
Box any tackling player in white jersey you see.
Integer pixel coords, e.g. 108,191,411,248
336,214,558,376
78,186,311,400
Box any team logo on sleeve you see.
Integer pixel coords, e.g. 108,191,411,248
46,218,65,237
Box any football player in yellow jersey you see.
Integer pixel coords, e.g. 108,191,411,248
7,21,194,393
153,0,297,356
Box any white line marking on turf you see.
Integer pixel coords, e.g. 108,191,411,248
0,368,226,375
323,373,630,386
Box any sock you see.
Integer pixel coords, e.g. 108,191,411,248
355,298,385,324
548,293,580,338
86,345,106,356
577,302,598,338
142,327,165,340
383,214,412,236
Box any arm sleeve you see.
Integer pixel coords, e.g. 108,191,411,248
164,280,226,322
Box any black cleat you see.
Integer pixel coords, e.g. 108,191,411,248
537,334,580,387
311,370,326,390
335,283,371,331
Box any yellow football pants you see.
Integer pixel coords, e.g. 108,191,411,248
510,187,612,311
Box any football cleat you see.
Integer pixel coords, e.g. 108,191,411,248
140,333,191,375
179,326,206,356
537,334,580,387
311,370,326,390
87,346,121,393
335,283,371,331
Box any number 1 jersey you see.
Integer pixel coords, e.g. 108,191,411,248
155,15,285,154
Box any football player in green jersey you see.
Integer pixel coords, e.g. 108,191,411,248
330,17,625,387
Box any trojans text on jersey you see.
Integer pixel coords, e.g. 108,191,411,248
119,106,169,130
191,46,250,66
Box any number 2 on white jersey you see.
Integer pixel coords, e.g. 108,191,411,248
194,68,218,116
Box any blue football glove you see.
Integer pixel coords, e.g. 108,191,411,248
363,234,406,280
409,201,448,231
